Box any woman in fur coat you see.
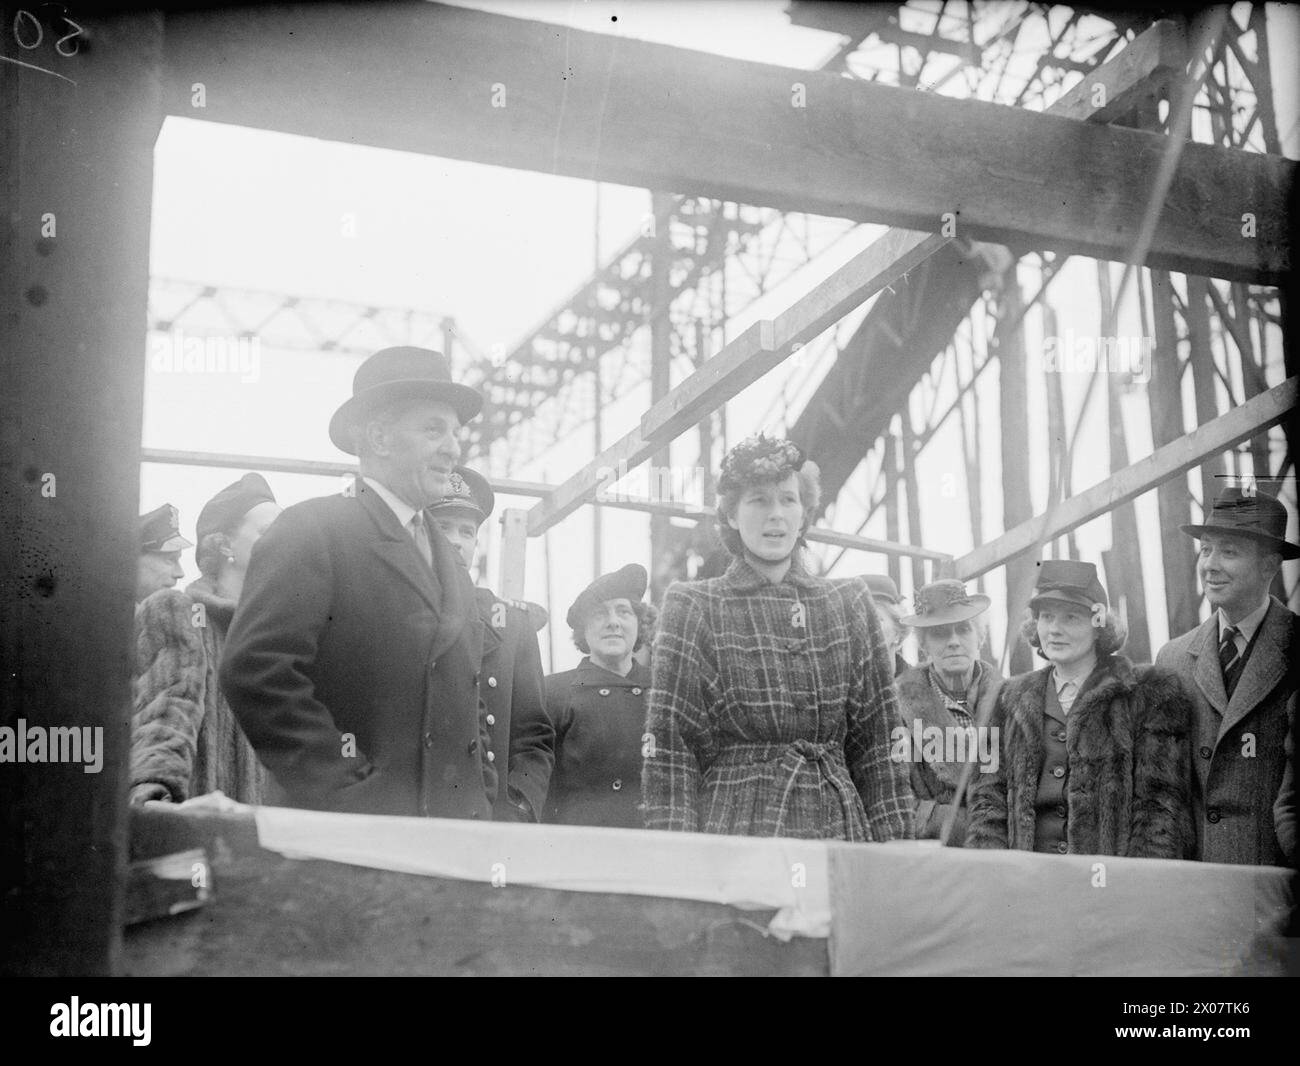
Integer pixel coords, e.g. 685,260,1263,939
130,473,281,806
966,560,1196,859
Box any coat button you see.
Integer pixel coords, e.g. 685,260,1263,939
1055,731,1066,742
599,688,610,696
467,740,478,755
612,779,622,791
423,732,435,748
488,676,498,688
1199,746,1212,759
1052,766,1065,778
1207,809,1221,823
1055,805,1066,818
631,687,642,696
486,714,496,727
1055,841,1068,854
486,750,496,763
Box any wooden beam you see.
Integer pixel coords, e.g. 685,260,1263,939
1048,19,1186,123
161,3,1293,284
498,508,528,602
2,12,164,975
952,377,1298,581
528,230,950,535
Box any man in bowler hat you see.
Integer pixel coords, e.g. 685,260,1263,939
428,466,555,821
1155,486,1298,866
220,347,494,818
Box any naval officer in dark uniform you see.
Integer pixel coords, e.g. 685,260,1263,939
544,565,654,828
428,466,555,822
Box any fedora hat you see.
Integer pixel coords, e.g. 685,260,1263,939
1181,486,1299,560
1029,559,1108,612
328,346,482,455
899,579,990,627
428,466,495,527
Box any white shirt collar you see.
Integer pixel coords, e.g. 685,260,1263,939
1218,598,1270,644
362,476,419,531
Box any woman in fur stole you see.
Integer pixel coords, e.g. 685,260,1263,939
129,473,281,805
966,560,1196,858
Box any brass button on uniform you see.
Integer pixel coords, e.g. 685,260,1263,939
1052,766,1065,779
486,751,496,763
1055,841,1068,854
598,688,610,696
1199,746,1212,760
631,687,642,696
612,779,622,791
1207,809,1221,823
487,676,498,688
486,714,496,727
1055,805,1067,818
1055,731,1066,742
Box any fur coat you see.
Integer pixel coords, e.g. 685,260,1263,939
131,577,266,805
965,654,1195,859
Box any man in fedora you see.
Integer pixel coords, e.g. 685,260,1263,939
1155,486,1299,866
427,466,555,822
220,347,494,819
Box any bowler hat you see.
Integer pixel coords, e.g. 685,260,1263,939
196,473,276,543
899,579,990,627
140,503,193,553
1029,559,1108,612
863,573,902,605
566,564,648,631
427,466,495,526
328,346,482,455
1180,486,1299,560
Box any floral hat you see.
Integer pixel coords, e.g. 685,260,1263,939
717,435,807,496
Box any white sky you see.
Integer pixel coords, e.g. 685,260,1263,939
142,0,1297,672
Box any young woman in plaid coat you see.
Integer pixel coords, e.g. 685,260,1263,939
642,436,915,841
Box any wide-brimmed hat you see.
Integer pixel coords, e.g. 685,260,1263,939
863,573,902,605
140,503,193,553
1180,487,1299,560
328,346,482,455
566,564,648,631
428,466,494,526
900,579,990,627
196,473,276,543
1029,559,1108,612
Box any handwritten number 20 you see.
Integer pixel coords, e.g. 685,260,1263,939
12,11,84,56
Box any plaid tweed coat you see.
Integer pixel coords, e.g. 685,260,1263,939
642,556,915,841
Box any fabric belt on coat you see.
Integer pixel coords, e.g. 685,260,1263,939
714,739,857,838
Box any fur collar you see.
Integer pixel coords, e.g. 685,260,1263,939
183,576,237,628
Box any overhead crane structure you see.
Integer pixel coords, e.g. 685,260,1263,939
2,2,1295,976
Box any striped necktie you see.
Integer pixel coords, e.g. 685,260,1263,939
1219,625,1242,698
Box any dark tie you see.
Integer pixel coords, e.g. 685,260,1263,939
1219,625,1243,699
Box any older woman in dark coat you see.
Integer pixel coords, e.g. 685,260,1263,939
131,473,280,805
966,560,1196,858
893,580,1003,845
643,435,914,842
544,564,654,828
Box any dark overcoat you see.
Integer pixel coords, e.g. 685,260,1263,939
475,587,554,821
966,654,1196,858
220,479,492,819
544,658,651,828
1155,598,1298,866
894,662,1002,844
